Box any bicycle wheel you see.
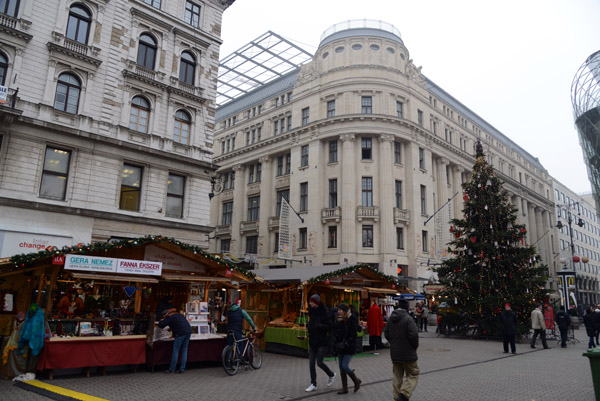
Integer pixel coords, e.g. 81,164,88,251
248,343,262,369
221,345,239,376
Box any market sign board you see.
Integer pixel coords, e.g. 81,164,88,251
423,284,446,294
64,255,162,276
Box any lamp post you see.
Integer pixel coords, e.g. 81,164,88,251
555,201,584,311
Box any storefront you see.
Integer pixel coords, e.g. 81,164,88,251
0,235,257,378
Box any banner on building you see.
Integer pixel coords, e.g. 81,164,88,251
278,197,291,259
435,198,453,260
0,86,7,104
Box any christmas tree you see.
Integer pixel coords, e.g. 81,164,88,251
434,141,547,335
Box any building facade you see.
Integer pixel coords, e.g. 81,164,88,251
210,21,556,292
553,180,600,306
0,0,234,258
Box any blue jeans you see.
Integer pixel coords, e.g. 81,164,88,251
169,334,190,372
338,353,353,374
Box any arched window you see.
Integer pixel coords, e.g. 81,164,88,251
54,73,81,114
66,4,91,44
0,52,7,86
173,110,191,144
0,0,20,17
129,96,150,133
136,33,157,70
179,51,195,85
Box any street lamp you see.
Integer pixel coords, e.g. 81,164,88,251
555,200,584,311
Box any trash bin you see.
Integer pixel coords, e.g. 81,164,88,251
583,347,600,401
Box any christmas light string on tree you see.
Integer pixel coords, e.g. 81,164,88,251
434,141,547,335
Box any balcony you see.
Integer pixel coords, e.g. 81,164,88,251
215,225,231,236
123,60,167,89
48,33,102,67
0,13,32,43
168,77,206,103
0,88,22,125
394,208,411,225
268,216,280,230
240,220,259,232
357,206,379,222
321,207,341,223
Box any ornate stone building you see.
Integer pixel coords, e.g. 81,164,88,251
210,21,556,292
0,0,234,257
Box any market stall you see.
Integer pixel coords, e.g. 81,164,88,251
251,264,408,357
0,236,257,378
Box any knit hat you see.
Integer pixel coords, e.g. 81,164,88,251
309,294,320,304
337,303,349,312
397,299,409,311
505,303,510,308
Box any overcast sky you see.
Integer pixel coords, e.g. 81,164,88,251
219,0,600,194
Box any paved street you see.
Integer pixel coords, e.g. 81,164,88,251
2,328,595,401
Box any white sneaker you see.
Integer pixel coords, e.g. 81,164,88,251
305,383,317,392
327,372,336,387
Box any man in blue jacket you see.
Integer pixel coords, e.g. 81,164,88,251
158,308,192,373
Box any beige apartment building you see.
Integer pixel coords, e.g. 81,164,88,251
210,21,556,291
0,0,234,257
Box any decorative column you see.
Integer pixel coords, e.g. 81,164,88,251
453,166,465,219
378,134,395,272
340,134,356,264
535,207,547,262
231,164,245,257
437,158,449,211
258,156,272,256
527,202,538,247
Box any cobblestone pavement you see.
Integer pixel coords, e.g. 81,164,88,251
2,328,595,401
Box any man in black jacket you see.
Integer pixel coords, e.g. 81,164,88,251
555,306,571,348
384,300,419,401
500,303,517,354
158,308,192,373
305,294,336,392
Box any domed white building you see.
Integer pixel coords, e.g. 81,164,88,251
211,21,556,292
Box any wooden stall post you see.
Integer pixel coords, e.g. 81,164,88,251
134,282,142,314
45,268,59,319
35,271,46,305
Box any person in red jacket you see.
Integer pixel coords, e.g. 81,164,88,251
367,301,384,350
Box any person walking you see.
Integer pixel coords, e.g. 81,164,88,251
384,299,419,401
593,305,600,346
500,303,517,354
420,303,429,332
584,307,597,349
530,304,549,349
415,302,423,332
305,294,336,392
367,301,384,350
333,303,361,394
158,308,192,373
555,306,571,348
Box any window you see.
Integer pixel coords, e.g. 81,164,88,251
396,227,404,250
247,196,260,221
274,120,278,135
328,226,337,248
220,239,231,253
329,179,337,208
362,177,373,206
222,201,233,225
256,163,262,182
276,189,289,217
277,155,284,176
173,110,191,144
300,182,308,212
0,0,19,16
301,107,309,125
166,173,185,218
179,51,196,85
143,0,161,8
287,116,292,131
40,147,70,200
137,33,157,70
248,163,258,183
327,100,335,118
184,1,201,27
285,153,291,174
396,101,403,118
299,228,307,249
395,180,403,209
129,96,150,133
301,145,309,167
361,96,372,114
420,185,426,215
229,171,235,189
419,147,425,169
66,4,91,44
361,137,372,160
329,140,338,163
0,52,7,86
54,73,81,114
120,164,142,211
422,230,428,252
417,109,423,126
362,225,374,247
246,236,258,254
394,141,401,164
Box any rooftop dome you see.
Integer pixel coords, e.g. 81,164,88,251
318,19,403,48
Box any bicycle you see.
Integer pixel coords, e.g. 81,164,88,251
221,330,262,376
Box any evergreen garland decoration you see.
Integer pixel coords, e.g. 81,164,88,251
306,263,406,290
6,235,257,279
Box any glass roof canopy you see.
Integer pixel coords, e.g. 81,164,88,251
216,31,313,107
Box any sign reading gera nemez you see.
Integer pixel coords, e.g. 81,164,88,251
64,254,162,276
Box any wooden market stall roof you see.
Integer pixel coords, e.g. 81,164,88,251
0,235,258,284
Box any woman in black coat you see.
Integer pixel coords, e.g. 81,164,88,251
584,307,597,349
333,303,361,394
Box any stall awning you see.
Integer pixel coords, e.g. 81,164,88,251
70,273,158,283
363,287,399,294
161,274,231,282
393,293,426,301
